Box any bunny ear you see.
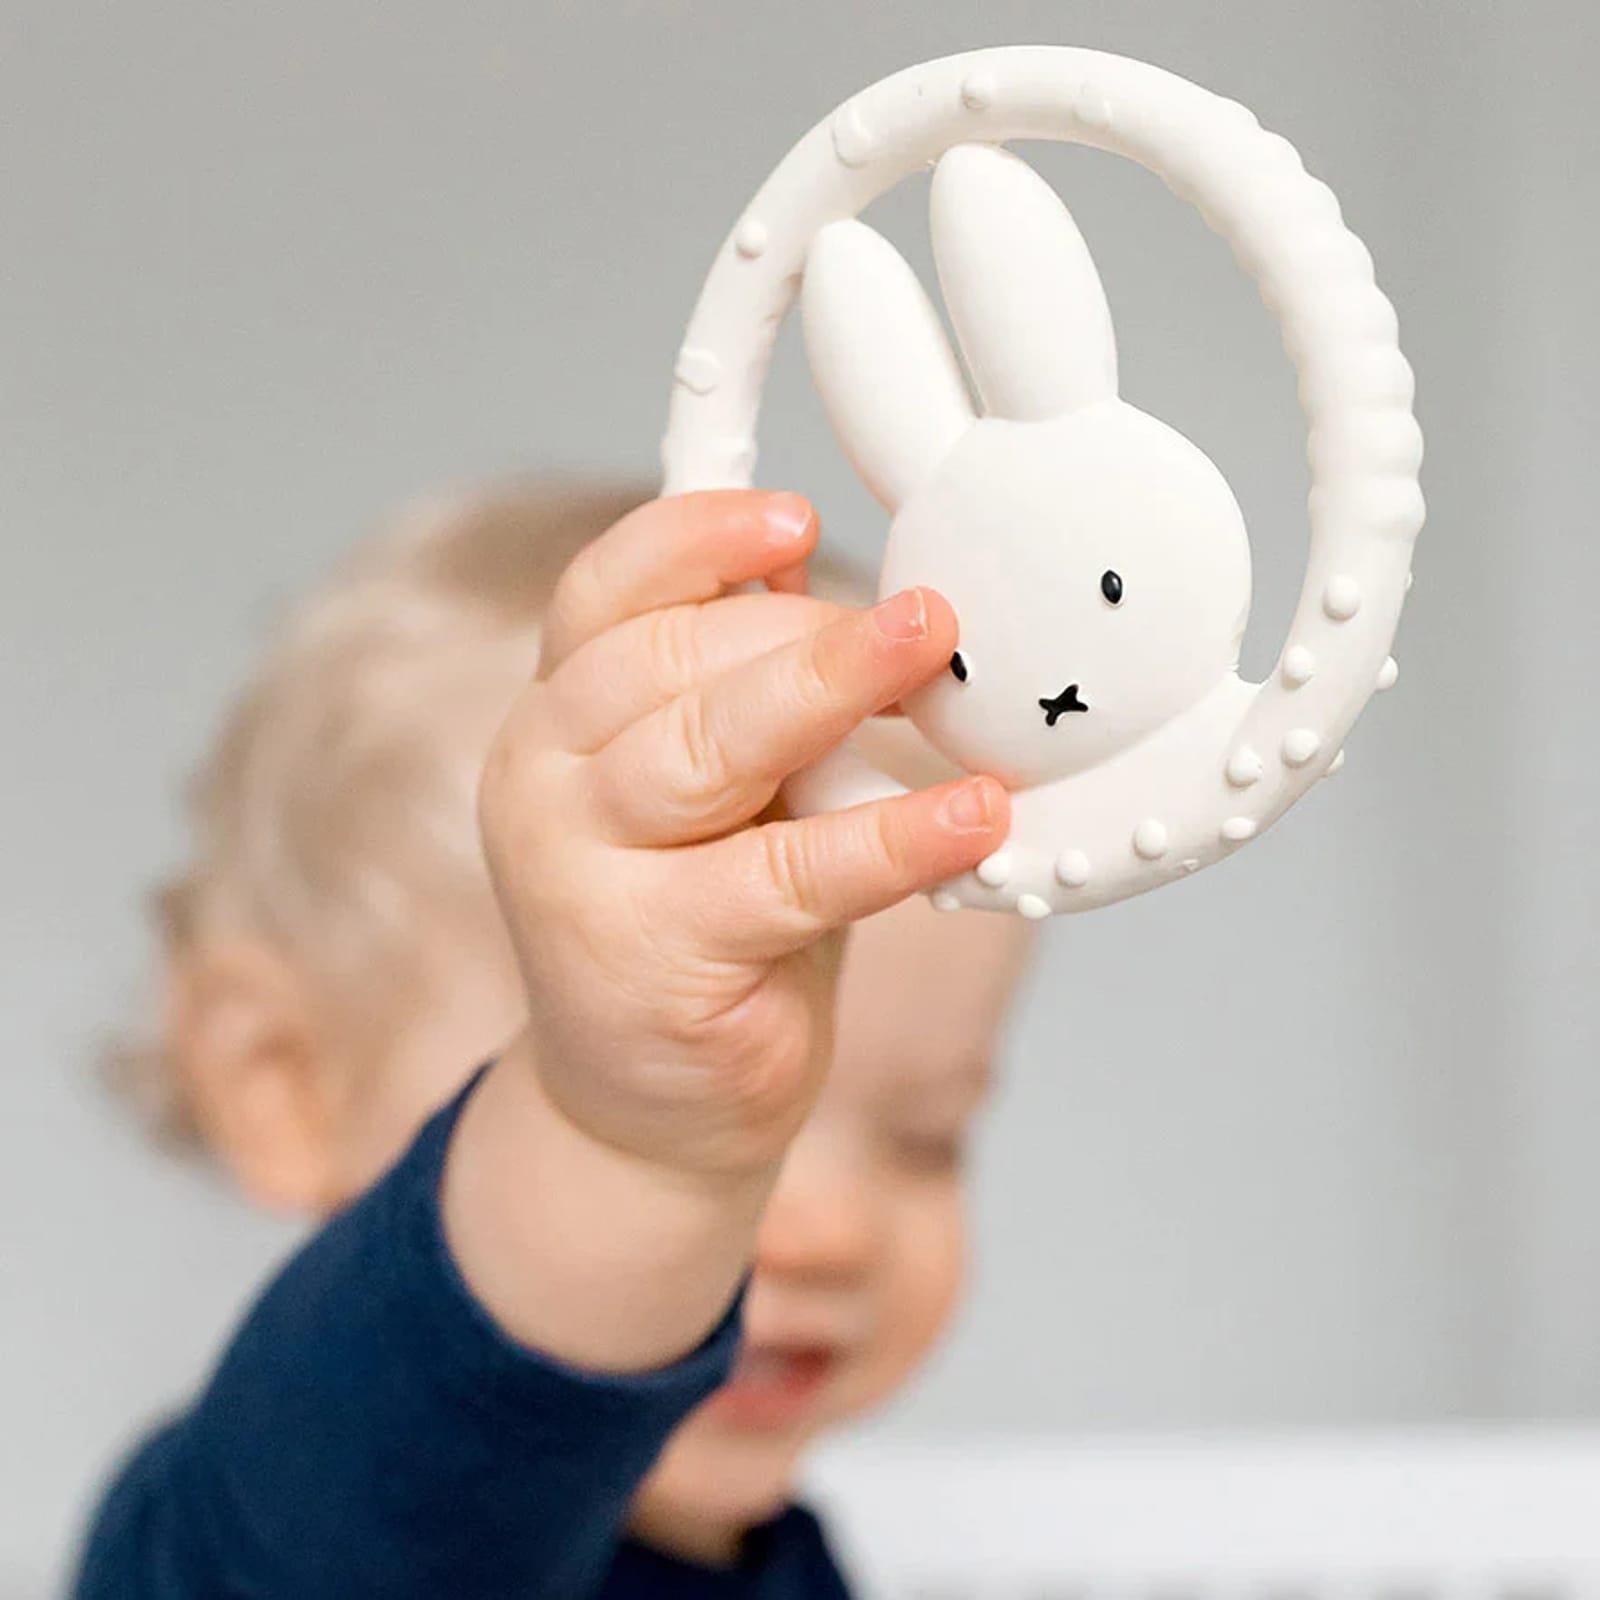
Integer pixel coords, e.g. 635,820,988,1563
802,220,975,512
930,143,1119,420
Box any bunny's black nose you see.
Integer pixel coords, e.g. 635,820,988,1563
1039,685,1088,727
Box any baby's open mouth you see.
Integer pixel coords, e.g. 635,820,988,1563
1039,684,1089,726
705,1345,838,1430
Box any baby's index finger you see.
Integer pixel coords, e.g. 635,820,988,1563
547,589,850,755
584,587,959,848
538,490,818,675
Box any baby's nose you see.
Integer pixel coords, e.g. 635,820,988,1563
1039,683,1089,726
755,1137,879,1284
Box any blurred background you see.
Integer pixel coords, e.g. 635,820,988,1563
3,0,1597,1590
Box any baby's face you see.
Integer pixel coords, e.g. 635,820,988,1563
632,896,1032,1550
341,888,1033,1558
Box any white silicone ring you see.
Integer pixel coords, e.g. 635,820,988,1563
661,47,1423,915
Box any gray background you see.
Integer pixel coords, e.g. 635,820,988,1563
4,0,1596,1588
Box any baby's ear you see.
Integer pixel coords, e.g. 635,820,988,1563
802,220,974,512
931,144,1118,420
170,937,344,1215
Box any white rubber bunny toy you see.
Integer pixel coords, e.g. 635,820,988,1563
803,143,1253,789
662,48,1422,917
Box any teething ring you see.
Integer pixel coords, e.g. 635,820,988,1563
661,46,1423,916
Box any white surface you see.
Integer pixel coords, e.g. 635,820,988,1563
808,1432,1600,1598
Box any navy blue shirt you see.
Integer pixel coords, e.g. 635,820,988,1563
73,1072,852,1598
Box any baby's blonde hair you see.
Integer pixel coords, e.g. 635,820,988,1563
115,477,649,1144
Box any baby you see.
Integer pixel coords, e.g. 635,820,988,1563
77,480,1034,1596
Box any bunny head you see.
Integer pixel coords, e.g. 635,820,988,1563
802,143,1252,788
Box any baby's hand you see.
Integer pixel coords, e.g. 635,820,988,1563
483,489,1007,1176
447,491,1007,1370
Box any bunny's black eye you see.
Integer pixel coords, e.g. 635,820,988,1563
1100,569,1124,606
949,650,969,683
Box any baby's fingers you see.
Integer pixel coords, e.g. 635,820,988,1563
538,491,819,674
550,591,849,754
588,588,954,845
679,777,1009,961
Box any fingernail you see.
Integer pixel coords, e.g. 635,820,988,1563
939,778,994,832
873,588,928,641
764,493,815,545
